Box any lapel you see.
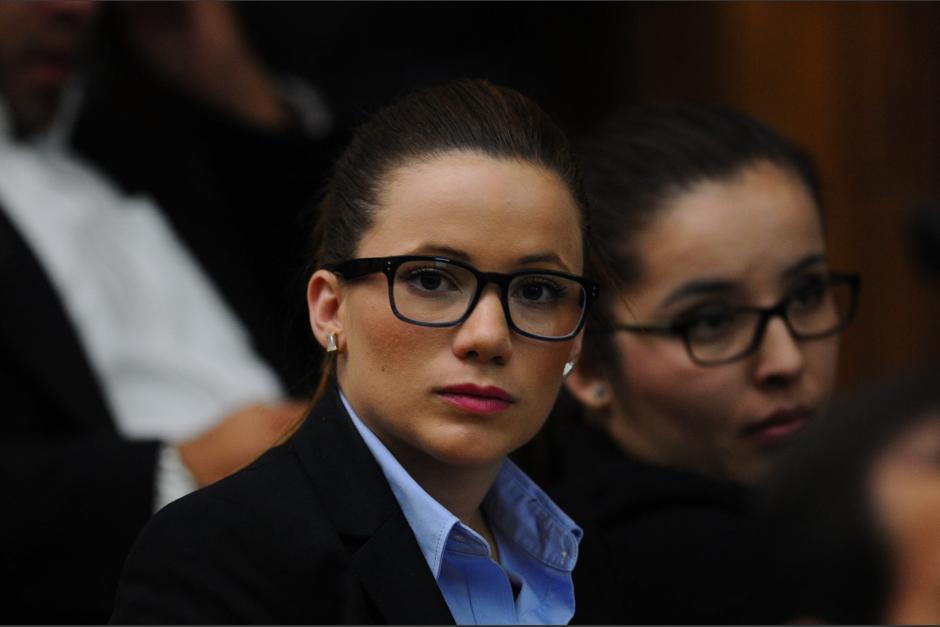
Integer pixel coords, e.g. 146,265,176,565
290,388,456,624
0,205,115,433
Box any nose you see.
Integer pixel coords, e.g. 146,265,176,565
451,286,513,365
753,315,804,386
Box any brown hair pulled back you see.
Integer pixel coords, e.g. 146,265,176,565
307,79,590,403
577,102,822,380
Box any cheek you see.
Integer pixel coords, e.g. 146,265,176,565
520,342,572,401
342,290,433,384
616,337,744,427
803,337,840,397
511,345,573,444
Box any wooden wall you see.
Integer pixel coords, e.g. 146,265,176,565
614,2,940,391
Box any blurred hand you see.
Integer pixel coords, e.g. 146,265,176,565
178,400,308,487
117,1,288,127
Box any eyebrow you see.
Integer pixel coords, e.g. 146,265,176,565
516,252,571,272
782,253,828,279
660,252,830,308
405,244,572,272
407,244,472,261
662,279,738,308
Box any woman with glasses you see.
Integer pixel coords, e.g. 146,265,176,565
547,103,860,623
109,79,616,624
757,368,940,624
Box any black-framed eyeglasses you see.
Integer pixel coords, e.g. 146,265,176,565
612,272,861,366
325,255,600,341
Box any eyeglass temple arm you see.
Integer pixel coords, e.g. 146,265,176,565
324,257,388,280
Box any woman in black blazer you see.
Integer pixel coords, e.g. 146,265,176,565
110,80,618,624
545,103,861,623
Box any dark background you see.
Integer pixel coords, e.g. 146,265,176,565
191,2,940,392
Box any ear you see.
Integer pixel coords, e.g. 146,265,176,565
564,357,614,412
307,269,345,352
569,333,584,365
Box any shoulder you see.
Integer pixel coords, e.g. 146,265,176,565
554,454,767,622
182,443,335,537
554,449,748,525
557,453,754,559
111,445,347,624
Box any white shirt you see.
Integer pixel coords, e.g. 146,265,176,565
0,92,285,509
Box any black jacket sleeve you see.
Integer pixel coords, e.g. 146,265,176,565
110,449,354,624
0,435,159,623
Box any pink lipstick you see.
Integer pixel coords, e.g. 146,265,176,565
742,407,812,447
436,384,515,415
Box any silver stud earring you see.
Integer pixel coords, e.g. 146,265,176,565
326,333,338,353
593,384,607,400
562,360,576,377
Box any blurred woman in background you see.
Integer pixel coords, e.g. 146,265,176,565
550,103,860,623
759,368,940,624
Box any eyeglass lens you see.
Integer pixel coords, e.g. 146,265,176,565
688,279,855,363
391,258,587,338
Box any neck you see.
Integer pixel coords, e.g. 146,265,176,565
396,447,503,525
401,453,504,561
605,407,665,465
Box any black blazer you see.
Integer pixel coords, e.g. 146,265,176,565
110,387,622,624
550,420,768,624
110,387,456,624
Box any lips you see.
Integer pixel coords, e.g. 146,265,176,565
742,406,813,447
436,383,516,414
24,50,79,88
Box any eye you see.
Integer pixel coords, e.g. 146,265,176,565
682,306,738,341
789,275,827,311
511,276,565,306
402,268,460,294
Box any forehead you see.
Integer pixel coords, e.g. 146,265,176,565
356,151,584,271
632,161,824,296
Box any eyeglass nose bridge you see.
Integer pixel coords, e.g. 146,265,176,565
742,298,805,357
460,271,518,331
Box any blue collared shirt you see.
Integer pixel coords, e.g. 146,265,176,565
341,392,582,625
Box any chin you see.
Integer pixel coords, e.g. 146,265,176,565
427,433,516,469
727,454,775,485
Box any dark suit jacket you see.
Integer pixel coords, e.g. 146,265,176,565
110,386,623,624
550,420,769,624
110,387,456,624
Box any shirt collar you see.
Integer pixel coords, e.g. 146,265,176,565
485,461,582,571
342,391,458,578
340,390,582,578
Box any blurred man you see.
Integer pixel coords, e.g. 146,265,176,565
0,2,330,621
